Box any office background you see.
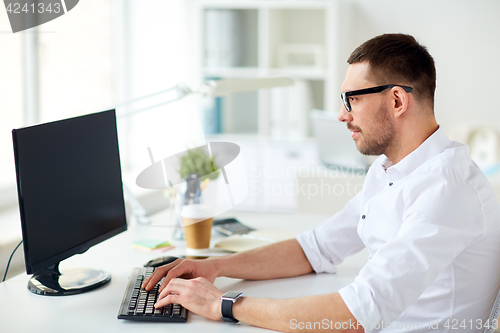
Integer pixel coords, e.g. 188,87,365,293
1,0,500,279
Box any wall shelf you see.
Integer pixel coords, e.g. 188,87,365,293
194,0,339,139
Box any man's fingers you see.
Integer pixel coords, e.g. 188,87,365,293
142,268,161,290
158,262,192,293
154,294,180,308
158,277,189,299
158,267,180,292
155,279,189,307
153,277,224,321
142,262,177,290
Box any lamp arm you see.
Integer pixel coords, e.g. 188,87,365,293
116,83,194,118
115,77,294,118
201,77,294,97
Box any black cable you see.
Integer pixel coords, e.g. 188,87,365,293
2,240,23,282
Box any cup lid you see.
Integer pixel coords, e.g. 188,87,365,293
181,204,213,219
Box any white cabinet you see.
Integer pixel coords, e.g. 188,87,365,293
194,0,339,139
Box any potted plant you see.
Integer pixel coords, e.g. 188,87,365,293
178,147,220,205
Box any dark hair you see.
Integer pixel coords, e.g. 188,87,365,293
348,34,436,109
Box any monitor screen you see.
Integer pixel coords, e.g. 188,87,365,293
12,109,127,295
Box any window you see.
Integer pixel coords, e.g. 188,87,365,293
0,11,23,192
0,0,113,208
38,0,113,123
0,1,200,210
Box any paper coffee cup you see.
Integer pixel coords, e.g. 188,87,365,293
181,204,214,250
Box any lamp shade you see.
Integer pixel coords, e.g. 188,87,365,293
206,77,294,96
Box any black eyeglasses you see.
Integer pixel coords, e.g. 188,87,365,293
340,85,413,112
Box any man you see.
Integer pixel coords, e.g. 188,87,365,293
143,34,500,332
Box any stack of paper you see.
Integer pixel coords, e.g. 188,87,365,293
214,229,298,252
132,239,174,252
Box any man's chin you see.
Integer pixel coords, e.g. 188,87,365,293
355,141,377,156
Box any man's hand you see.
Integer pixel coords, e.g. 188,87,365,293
142,239,312,293
141,258,220,293
154,277,224,321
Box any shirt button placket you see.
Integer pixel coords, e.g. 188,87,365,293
358,202,370,239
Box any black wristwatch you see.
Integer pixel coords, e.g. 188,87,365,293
221,291,243,323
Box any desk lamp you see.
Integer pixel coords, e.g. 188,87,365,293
117,77,294,118
118,77,294,225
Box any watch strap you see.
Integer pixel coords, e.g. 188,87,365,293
221,299,238,323
221,292,243,323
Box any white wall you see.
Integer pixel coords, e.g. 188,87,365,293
337,0,500,141
123,0,500,146
121,0,206,188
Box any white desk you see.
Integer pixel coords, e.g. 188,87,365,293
0,210,368,333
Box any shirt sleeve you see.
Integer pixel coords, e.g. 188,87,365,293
296,191,366,274
338,168,486,328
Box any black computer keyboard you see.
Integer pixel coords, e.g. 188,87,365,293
117,267,188,322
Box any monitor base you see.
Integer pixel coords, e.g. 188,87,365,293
28,263,111,296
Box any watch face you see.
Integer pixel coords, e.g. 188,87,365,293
223,291,242,299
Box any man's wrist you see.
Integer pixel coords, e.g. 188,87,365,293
210,254,233,277
209,257,225,277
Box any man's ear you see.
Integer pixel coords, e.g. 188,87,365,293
391,86,409,118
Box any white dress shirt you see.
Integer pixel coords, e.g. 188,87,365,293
296,127,500,332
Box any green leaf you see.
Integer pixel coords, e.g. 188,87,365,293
178,147,220,181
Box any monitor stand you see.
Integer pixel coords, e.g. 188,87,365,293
27,263,111,296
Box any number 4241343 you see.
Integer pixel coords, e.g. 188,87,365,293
6,2,62,14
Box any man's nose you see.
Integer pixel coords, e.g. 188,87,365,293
338,104,353,123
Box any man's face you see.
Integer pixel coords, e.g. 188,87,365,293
338,62,396,156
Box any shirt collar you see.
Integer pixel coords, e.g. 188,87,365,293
379,126,450,180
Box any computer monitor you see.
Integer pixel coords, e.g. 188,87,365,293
310,109,370,171
12,109,127,296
